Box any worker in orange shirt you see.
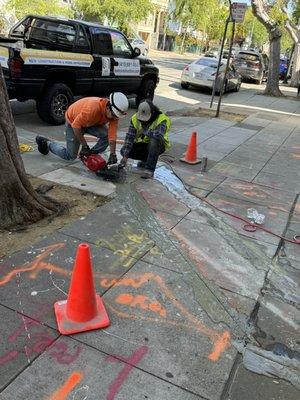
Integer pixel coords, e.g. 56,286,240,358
35,92,129,164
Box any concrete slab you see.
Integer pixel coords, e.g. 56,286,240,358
214,178,296,213
221,154,266,169
229,143,278,162
254,171,300,194
206,192,289,246
209,162,261,181
136,179,190,217
0,232,137,328
0,336,204,400
154,211,183,230
225,362,300,400
39,166,116,197
257,295,300,351
172,165,225,191
241,116,272,128
21,151,77,176
60,199,155,261
0,305,59,391
73,261,237,399
171,218,266,299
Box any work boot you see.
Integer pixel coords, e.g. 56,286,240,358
140,169,154,179
137,161,146,169
36,135,49,155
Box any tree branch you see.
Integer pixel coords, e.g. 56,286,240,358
251,0,277,29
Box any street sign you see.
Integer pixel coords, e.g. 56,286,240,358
231,2,247,23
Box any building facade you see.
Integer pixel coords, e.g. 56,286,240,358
136,0,169,50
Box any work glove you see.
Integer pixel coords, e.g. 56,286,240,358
107,153,118,165
79,144,92,157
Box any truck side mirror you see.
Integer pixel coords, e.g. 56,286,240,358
133,47,141,57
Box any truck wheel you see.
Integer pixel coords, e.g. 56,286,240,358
136,79,156,107
36,83,74,125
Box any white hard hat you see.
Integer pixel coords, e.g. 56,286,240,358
109,92,129,118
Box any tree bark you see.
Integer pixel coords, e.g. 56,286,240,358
0,67,64,230
251,0,282,96
284,19,300,87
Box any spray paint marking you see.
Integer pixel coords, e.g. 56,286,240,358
0,243,68,286
106,346,148,400
95,226,154,269
101,273,231,361
46,371,83,400
116,293,166,317
0,350,18,366
15,272,31,364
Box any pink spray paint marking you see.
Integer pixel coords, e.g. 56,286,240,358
106,346,148,400
0,350,18,366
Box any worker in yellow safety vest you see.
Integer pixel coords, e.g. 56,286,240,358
120,99,171,179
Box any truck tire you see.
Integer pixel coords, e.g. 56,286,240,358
36,83,74,125
136,78,156,107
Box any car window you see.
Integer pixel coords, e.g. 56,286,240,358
237,52,260,61
111,31,132,57
30,19,76,48
10,16,32,37
196,59,221,67
90,28,113,55
77,26,90,50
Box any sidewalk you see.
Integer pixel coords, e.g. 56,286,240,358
0,99,299,399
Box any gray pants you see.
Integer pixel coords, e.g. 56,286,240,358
49,123,109,160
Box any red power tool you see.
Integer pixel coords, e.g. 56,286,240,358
80,154,125,182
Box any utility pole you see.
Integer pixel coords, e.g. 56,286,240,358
216,1,235,118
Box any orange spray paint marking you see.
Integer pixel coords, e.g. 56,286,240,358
116,293,166,317
0,243,68,286
46,371,83,400
102,272,231,361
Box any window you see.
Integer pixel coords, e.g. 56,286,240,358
237,52,260,62
91,28,113,55
196,59,221,68
10,17,32,38
77,26,90,50
110,32,132,57
30,19,75,48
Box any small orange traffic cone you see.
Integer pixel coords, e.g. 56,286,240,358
180,132,201,164
54,243,110,335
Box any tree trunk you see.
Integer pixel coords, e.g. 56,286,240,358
265,27,282,96
180,29,188,54
284,18,300,87
0,67,64,230
251,0,282,96
291,42,300,87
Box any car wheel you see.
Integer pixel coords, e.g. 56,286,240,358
136,78,156,106
36,83,73,125
255,75,263,85
181,82,190,89
234,81,241,92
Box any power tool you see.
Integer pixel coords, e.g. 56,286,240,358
80,154,125,182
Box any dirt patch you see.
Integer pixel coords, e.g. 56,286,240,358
167,107,246,122
0,177,108,259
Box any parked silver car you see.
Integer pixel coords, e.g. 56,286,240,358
233,50,268,84
130,38,149,56
181,57,241,93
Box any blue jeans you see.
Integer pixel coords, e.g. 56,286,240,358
49,123,109,160
121,137,165,171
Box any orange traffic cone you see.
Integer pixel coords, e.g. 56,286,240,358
180,132,201,164
54,243,110,335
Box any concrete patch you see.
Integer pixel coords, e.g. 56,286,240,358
0,336,203,400
173,166,225,191
73,261,237,399
39,166,116,197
